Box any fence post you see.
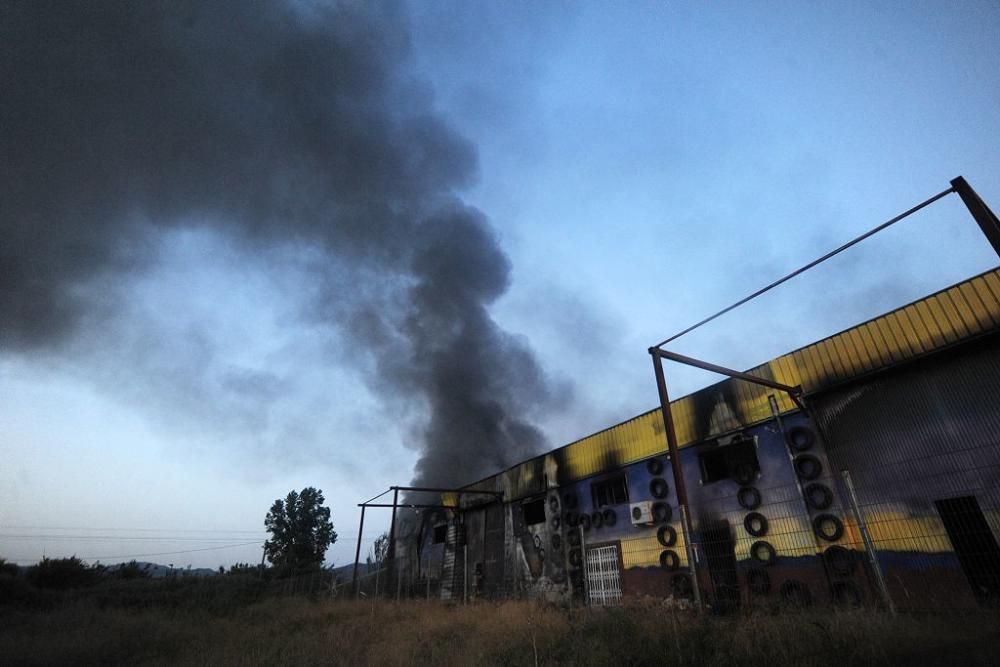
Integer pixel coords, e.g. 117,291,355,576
678,504,702,610
396,560,403,602
841,468,896,614
651,349,703,611
579,524,589,606
352,505,366,598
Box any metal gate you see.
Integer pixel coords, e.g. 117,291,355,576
482,503,505,597
585,544,623,606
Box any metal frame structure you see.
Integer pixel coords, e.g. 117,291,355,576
350,177,998,607
648,176,1000,610
649,347,804,611
352,485,502,596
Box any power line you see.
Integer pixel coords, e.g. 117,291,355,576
78,541,264,561
0,534,264,542
2,525,266,534
0,534,381,544
652,186,955,348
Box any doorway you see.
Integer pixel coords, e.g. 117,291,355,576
701,520,740,611
935,495,1000,605
482,502,506,598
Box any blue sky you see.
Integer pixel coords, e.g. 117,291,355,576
2,1,999,570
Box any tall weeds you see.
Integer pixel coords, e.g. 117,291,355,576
2,596,997,666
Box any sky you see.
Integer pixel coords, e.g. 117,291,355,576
2,0,999,571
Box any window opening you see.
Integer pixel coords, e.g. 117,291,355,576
522,498,546,525
699,438,759,484
591,474,629,508
586,544,623,606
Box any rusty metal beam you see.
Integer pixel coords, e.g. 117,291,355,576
387,487,399,563
650,349,691,508
351,504,365,598
652,347,802,396
359,503,457,509
650,348,703,611
952,176,1000,258
391,485,503,497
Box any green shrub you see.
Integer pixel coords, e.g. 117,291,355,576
27,556,101,590
0,557,21,577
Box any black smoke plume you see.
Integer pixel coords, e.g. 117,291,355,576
1,1,560,486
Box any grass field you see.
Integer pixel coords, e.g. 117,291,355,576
3,589,999,666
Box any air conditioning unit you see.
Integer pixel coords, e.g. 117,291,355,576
630,501,654,526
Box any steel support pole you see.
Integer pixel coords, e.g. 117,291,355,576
650,348,703,611
651,349,692,506
387,487,399,598
952,176,1000,258
677,504,701,609
841,469,896,615
352,504,366,598
387,487,399,560
579,524,589,606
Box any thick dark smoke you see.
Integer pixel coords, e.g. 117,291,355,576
1,1,560,486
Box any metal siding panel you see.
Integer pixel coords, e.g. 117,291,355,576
855,323,884,368
971,279,1000,326
894,310,928,355
841,330,867,375
816,339,845,382
801,345,831,391
829,334,856,379
936,291,971,340
958,282,992,330
775,354,798,389
846,327,874,373
872,317,904,364
907,301,934,348
981,272,1000,323
914,300,947,348
945,288,983,336
812,336,1000,610
882,311,915,357
924,297,957,345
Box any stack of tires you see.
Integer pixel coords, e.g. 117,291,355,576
547,493,565,586
560,489,585,598
787,424,861,607
737,468,775,597
648,457,691,598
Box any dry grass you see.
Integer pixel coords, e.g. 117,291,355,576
2,596,998,666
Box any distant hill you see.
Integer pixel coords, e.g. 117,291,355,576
102,562,218,578
330,561,370,582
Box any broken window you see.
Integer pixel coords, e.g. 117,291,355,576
591,474,629,508
522,498,546,525
699,438,760,484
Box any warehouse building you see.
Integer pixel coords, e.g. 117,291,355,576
391,267,1000,611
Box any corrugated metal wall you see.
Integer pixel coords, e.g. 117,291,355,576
811,334,1000,609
